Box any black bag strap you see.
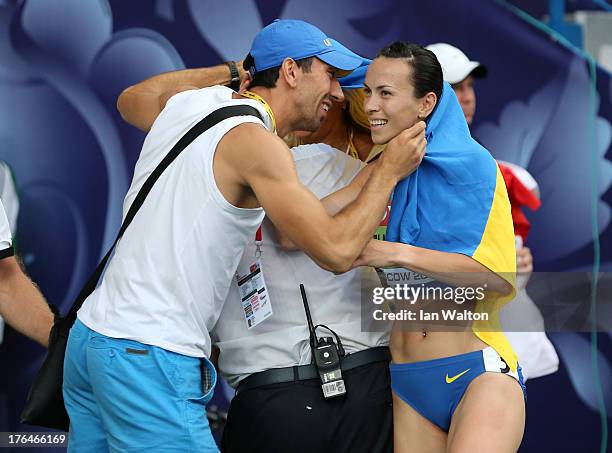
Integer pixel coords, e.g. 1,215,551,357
66,105,263,320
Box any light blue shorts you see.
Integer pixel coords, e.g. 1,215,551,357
63,319,218,452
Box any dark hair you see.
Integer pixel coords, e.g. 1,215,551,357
242,55,314,89
376,41,443,104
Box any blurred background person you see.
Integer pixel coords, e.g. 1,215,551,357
0,165,53,431
0,160,19,344
0,197,53,346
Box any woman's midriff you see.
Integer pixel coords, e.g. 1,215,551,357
385,290,492,363
389,328,488,364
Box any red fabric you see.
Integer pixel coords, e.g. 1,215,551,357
498,163,541,242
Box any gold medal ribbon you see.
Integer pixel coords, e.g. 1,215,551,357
346,127,360,160
241,91,276,133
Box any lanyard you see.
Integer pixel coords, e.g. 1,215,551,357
255,225,263,258
241,91,277,134
240,92,273,255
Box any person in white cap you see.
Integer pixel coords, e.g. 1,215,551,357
425,43,487,126
427,42,559,382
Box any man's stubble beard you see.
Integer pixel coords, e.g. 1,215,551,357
294,119,322,133
292,102,323,133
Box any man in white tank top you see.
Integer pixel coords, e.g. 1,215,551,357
65,20,427,452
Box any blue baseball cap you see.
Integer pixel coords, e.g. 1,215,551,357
248,20,364,75
338,58,371,89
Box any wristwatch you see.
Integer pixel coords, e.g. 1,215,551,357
225,61,241,91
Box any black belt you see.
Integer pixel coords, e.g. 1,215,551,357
236,346,390,394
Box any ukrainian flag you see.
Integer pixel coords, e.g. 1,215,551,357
386,82,518,371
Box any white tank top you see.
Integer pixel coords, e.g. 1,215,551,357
78,86,270,358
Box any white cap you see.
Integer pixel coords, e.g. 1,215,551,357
425,43,487,84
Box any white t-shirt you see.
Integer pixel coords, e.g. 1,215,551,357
0,199,12,253
0,173,17,343
0,199,11,342
78,86,271,358
500,291,559,380
212,143,390,387
0,162,18,232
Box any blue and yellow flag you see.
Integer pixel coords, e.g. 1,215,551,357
386,82,518,370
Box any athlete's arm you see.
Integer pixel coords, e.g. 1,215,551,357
117,62,246,132
352,239,513,295
223,123,425,273
275,162,375,251
320,162,376,215
0,255,54,347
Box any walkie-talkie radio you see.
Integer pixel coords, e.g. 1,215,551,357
299,284,346,398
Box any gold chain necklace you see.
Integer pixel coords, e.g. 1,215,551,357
241,91,276,133
345,126,360,160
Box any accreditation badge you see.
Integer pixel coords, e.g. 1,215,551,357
235,259,273,329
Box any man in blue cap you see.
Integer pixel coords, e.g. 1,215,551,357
67,19,426,452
